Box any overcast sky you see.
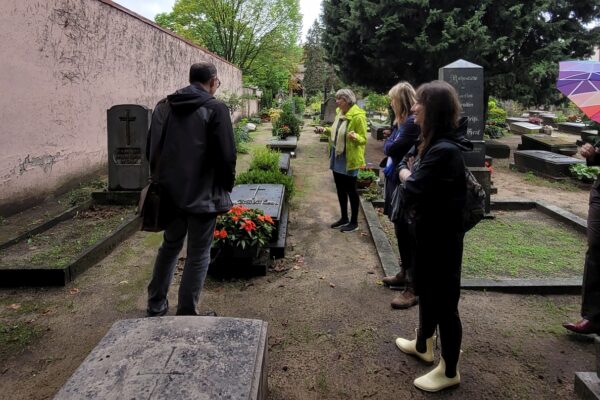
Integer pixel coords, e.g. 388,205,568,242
114,0,321,41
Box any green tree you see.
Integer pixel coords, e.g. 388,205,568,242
155,0,302,86
322,0,599,106
302,20,340,98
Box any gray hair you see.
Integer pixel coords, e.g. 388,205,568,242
335,88,356,105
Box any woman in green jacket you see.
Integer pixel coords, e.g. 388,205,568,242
329,88,368,232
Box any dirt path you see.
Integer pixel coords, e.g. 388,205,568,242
0,126,596,399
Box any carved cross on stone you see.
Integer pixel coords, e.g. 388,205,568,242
119,110,136,146
250,185,266,200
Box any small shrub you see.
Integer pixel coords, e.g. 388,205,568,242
570,164,600,182
249,148,280,172
273,99,302,138
235,169,295,200
269,108,282,126
292,96,306,116
484,124,507,139
357,169,378,181
361,182,381,202
554,112,567,123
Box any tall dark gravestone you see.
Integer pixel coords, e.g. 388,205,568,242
107,105,151,191
439,60,491,212
439,59,485,167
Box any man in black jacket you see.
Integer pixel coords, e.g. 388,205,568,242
146,62,236,316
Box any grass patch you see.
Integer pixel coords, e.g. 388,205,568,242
519,171,581,192
463,212,586,278
0,322,43,358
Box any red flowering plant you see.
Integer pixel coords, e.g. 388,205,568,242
213,205,275,250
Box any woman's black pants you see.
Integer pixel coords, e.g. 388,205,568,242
415,229,464,377
333,171,359,223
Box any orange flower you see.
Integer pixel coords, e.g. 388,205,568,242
258,215,265,222
230,205,249,216
241,219,256,232
214,229,220,238
218,229,228,239
231,216,239,222
263,215,274,225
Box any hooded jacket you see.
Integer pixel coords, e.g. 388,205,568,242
147,84,236,214
399,117,471,228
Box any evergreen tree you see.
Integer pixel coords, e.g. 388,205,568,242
322,0,599,105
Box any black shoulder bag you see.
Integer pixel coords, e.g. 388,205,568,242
138,105,176,232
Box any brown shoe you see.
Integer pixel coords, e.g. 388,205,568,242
382,270,407,286
391,289,419,309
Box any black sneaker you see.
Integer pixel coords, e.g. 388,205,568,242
330,218,349,228
340,222,358,232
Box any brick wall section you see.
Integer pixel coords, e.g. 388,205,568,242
0,0,243,215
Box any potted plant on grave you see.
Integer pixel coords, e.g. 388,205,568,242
213,205,275,259
356,168,379,189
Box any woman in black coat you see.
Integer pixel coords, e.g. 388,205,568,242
394,81,470,392
380,81,421,309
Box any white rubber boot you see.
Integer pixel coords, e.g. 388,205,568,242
413,356,460,392
395,328,435,363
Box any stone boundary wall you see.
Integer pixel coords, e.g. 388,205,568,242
0,0,243,215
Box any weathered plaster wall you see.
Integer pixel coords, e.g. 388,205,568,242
0,0,243,215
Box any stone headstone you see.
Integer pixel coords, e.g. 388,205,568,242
230,184,285,231
267,136,298,153
439,59,485,168
370,122,387,140
54,317,268,400
510,122,542,135
506,117,530,131
514,150,584,178
107,105,151,191
558,122,587,134
323,98,337,125
520,134,578,156
246,123,257,132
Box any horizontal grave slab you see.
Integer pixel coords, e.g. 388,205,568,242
520,134,578,156
228,184,288,260
54,317,268,400
510,122,542,135
267,136,298,152
513,150,584,179
0,205,140,287
558,122,587,134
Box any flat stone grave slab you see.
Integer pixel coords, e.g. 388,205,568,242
506,117,529,124
54,317,268,400
267,136,298,152
0,205,139,287
582,130,600,144
514,150,584,179
558,122,586,134
485,139,510,159
520,134,578,156
230,184,284,231
510,122,542,135
278,153,291,175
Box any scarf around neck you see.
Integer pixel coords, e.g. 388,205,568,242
332,113,348,157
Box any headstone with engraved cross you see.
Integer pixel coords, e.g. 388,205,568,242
54,317,268,400
106,104,151,191
230,184,285,234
